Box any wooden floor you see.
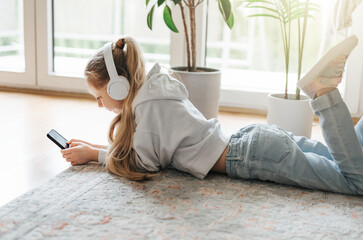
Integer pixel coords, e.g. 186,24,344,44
0,90,325,207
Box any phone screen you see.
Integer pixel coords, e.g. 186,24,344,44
47,129,69,149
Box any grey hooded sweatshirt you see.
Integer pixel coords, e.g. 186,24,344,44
98,63,230,179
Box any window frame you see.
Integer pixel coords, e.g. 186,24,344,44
35,0,87,93
0,0,36,87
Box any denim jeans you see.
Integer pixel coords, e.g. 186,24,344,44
226,89,363,195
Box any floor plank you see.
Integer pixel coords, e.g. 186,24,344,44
0,90,324,207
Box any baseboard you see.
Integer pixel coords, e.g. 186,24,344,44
219,106,266,116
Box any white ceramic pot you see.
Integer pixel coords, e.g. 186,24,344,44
172,67,221,119
267,93,313,138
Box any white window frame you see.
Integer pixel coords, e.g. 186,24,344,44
35,0,87,93
0,0,36,87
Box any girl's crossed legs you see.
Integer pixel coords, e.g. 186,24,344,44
226,90,363,195
291,106,363,160
226,35,363,195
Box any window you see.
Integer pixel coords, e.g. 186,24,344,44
0,0,362,116
0,0,36,86
206,0,332,92
206,0,363,116
33,0,172,92
52,0,171,76
0,0,25,71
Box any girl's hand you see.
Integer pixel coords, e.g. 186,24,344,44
61,142,99,166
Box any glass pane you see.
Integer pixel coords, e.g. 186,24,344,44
0,0,25,71
206,0,337,93
53,0,171,76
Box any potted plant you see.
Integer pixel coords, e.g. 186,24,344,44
239,0,320,137
146,0,234,119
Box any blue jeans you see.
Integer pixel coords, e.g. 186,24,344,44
226,89,363,195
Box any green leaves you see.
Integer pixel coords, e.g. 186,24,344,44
240,0,319,23
158,0,165,6
163,5,179,32
218,0,234,29
146,0,235,33
241,0,284,22
226,11,234,29
239,0,321,98
147,5,155,30
146,0,179,32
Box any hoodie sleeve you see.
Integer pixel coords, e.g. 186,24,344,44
98,149,108,165
98,145,111,165
133,131,161,172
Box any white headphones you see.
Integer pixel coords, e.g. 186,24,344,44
103,42,130,100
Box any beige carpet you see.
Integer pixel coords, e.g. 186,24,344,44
0,164,362,239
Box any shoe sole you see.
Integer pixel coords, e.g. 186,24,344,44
297,35,359,93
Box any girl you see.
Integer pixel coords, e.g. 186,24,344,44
61,35,363,195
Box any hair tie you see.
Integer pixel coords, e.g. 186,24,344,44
115,38,126,50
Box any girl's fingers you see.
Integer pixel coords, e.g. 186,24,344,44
69,142,82,148
68,139,89,145
60,149,72,157
61,149,73,161
60,148,79,166
68,139,83,145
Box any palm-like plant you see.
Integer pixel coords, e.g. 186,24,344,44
146,0,234,72
239,0,320,99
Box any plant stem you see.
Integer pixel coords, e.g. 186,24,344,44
297,18,302,100
189,0,197,72
179,3,191,71
296,0,310,100
283,22,289,99
286,0,291,99
276,0,290,99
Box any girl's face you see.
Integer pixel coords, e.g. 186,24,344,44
88,85,124,114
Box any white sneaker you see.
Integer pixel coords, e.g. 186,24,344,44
298,35,359,98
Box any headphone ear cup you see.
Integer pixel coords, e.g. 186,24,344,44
107,76,130,100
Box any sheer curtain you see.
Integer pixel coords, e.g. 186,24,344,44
319,0,362,57
315,0,363,116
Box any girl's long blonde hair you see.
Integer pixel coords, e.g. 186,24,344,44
85,37,155,181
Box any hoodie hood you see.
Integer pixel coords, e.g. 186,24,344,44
132,63,188,112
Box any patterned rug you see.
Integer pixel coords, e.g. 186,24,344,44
0,164,362,239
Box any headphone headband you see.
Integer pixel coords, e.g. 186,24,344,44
103,42,119,80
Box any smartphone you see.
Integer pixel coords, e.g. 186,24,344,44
47,129,69,149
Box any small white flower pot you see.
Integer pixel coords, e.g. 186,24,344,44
172,67,221,119
267,93,313,138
